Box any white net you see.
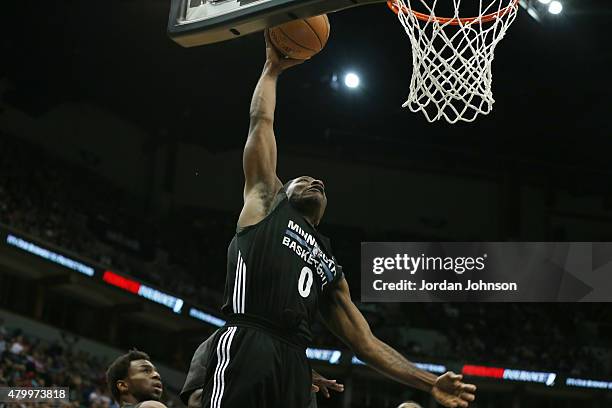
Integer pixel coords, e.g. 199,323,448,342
392,0,519,123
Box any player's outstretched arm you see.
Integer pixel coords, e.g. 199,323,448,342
319,278,476,408
238,31,306,228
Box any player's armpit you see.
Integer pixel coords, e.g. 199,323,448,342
238,179,282,228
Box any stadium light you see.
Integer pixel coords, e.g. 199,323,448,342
548,1,563,14
344,73,360,89
520,0,563,22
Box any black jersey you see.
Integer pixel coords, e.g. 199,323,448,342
221,190,342,345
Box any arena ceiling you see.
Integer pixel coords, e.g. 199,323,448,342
2,1,611,177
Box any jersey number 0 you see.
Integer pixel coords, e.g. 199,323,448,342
298,267,313,298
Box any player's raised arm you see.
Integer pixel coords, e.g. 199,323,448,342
238,31,305,228
319,278,477,408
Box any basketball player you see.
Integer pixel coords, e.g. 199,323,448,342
196,30,477,408
106,349,166,408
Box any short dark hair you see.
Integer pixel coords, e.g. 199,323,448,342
106,349,151,403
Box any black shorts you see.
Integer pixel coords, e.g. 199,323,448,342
199,324,312,408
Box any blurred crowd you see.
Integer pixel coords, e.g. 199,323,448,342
0,318,115,408
0,135,227,307
438,302,612,376
360,302,612,377
1,135,611,379
0,318,182,408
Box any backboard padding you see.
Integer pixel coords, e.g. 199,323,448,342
168,0,383,47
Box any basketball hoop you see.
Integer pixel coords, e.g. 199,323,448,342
388,0,519,123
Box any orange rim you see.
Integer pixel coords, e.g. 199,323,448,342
387,0,519,25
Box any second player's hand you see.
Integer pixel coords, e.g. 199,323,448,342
311,369,345,398
264,29,307,74
431,372,476,408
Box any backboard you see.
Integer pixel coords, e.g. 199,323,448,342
168,0,382,47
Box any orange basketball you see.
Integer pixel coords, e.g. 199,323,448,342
269,14,330,60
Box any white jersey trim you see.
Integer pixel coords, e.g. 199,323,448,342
232,251,246,313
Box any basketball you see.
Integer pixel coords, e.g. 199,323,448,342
269,14,330,60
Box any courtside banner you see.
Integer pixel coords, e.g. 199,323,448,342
360,242,612,302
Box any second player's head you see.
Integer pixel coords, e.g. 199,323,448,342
285,176,327,226
397,402,423,408
106,349,163,404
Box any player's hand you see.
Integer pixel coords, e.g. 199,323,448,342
311,369,344,398
431,372,476,408
264,29,307,74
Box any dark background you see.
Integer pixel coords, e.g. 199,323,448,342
1,0,611,407
2,0,611,156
